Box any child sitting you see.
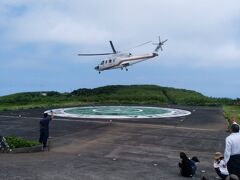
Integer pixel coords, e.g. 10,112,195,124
213,152,229,179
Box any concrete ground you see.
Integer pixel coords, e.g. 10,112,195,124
0,106,229,180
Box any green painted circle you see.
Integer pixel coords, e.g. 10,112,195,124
64,106,170,116
48,106,191,119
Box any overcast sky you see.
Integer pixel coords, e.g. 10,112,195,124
0,0,240,98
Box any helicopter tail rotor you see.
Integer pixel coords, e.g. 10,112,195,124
153,36,167,52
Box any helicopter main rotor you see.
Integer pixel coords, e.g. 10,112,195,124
78,41,117,56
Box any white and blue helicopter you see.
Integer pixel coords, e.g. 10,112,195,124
78,36,167,73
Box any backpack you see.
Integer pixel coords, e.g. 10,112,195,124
0,136,10,152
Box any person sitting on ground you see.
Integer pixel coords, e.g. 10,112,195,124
213,152,229,179
178,152,199,177
225,174,240,180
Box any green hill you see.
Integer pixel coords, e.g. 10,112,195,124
71,85,207,104
0,85,236,111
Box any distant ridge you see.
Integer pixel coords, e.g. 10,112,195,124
0,85,237,111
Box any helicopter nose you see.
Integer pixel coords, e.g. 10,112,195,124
94,66,99,70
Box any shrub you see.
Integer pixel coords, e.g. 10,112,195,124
5,136,40,149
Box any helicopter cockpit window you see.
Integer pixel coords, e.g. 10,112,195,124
100,61,104,65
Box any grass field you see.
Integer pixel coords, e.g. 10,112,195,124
223,105,240,124
0,85,237,113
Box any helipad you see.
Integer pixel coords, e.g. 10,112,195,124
47,106,191,119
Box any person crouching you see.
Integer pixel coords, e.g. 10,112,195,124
179,152,200,177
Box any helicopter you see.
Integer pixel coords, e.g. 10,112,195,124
78,36,167,73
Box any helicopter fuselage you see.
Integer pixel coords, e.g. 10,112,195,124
95,52,158,72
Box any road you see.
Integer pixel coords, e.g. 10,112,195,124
0,106,228,180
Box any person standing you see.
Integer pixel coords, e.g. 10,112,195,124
224,123,240,178
39,111,53,150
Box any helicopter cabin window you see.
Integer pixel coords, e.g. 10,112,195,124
109,59,112,63
105,60,107,64
113,59,115,63
100,61,104,65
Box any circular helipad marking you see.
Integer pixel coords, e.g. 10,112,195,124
46,106,191,119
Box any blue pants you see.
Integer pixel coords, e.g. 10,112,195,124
39,128,49,147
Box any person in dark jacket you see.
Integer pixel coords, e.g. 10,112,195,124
39,111,53,150
179,152,199,177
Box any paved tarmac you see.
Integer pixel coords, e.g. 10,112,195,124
0,106,229,180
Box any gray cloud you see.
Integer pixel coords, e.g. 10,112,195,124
1,0,239,68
